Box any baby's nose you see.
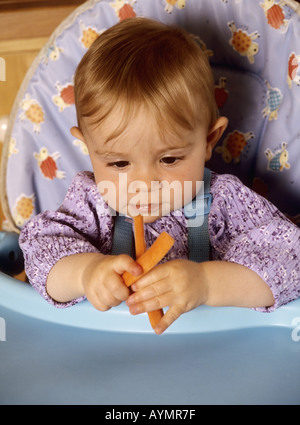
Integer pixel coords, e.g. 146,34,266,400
129,178,161,193
130,167,161,192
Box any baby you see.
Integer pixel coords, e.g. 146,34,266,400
20,17,300,334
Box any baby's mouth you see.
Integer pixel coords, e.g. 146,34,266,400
133,202,160,214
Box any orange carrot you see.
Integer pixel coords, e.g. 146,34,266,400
122,231,174,287
123,216,174,329
148,309,164,329
133,216,166,329
133,215,146,258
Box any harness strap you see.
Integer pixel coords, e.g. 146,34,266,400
184,167,212,262
110,214,135,258
111,168,212,262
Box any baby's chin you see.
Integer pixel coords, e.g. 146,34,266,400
136,213,163,224
124,208,165,224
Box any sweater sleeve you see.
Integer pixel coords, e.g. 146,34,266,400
208,173,300,312
19,171,114,307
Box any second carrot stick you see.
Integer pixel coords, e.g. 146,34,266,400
123,215,174,329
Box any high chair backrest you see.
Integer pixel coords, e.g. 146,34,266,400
1,0,300,232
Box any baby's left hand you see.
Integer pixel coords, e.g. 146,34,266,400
126,259,208,334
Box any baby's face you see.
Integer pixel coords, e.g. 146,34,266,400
79,109,211,223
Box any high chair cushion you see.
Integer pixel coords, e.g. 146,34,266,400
2,0,300,230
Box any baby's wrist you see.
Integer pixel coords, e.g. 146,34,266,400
196,262,211,306
80,252,105,293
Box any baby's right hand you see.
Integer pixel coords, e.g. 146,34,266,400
82,254,142,311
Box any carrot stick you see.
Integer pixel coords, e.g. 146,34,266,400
148,309,164,329
122,231,174,287
133,215,146,258
123,216,174,329
133,216,165,329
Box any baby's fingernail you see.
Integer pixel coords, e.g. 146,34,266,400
132,264,142,275
155,326,164,335
129,305,140,315
126,295,134,305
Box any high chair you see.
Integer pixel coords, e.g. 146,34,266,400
1,0,300,405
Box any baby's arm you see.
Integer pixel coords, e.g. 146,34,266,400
127,258,274,334
202,261,275,307
19,171,130,307
209,174,300,313
128,174,300,333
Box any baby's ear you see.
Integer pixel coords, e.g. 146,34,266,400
70,126,85,141
205,116,228,161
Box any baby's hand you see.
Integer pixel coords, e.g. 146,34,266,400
126,259,208,334
82,254,142,311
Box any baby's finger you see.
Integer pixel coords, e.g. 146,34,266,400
87,287,112,312
88,298,111,311
104,273,130,302
127,278,171,306
128,289,173,316
131,263,168,291
113,254,143,276
154,305,184,335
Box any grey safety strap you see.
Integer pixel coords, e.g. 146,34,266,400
184,167,212,263
110,214,135,257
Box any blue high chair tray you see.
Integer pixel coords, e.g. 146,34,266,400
1,0,300,406
1,273,300,405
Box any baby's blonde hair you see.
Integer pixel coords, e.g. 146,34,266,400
74,17,218,141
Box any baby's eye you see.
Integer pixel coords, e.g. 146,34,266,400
108,161,130,168
160,156,181,165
